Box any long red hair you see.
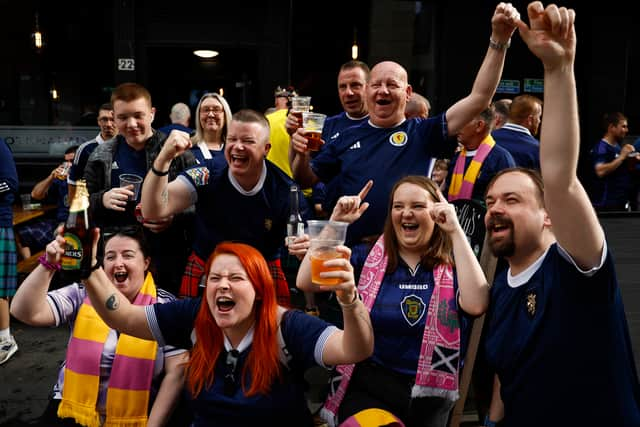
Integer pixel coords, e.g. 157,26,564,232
185,242,282,397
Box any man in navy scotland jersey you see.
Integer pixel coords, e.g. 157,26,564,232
482,3,640,426
290,3,520,245
141,109,307,304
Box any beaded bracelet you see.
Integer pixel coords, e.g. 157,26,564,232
38,254,61,271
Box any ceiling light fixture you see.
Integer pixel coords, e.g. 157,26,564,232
32,12,44,51
193,50,219,59
351,28,358,60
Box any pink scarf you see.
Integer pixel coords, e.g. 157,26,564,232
321,236,460,426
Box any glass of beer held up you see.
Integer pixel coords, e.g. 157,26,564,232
302,112,327,152
308,220,349,286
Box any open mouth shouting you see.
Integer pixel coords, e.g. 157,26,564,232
401,222,419,233
216,296,236,313
114,271,128,284
487,215,513,238
229,153,248,169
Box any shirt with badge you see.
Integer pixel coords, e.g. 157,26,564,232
147,299,337,427
350,242,468,377
311,114,455,245
484,243,640,426
178,160,308,261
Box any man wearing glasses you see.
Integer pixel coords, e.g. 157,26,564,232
68,103,118,199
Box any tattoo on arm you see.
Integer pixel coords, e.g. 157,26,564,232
105,294,119,311
161,188,168,204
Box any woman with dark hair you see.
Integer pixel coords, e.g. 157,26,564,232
297,176,490,427
80,238,373,426
10,225,185,426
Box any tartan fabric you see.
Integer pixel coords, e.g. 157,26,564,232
0,226,17,297
179,251,206,298
16,218,56,251
179,251,291,306
268,258,290,307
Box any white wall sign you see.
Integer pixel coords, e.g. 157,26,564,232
117,58,135,71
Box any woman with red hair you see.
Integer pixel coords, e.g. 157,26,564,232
82,236,373,426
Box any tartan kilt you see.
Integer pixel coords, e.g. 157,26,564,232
0,227,17,297
179,251,291,306
268,258,290,307
179,251,206,298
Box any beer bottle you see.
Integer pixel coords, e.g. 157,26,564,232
60,179,94,282
286,184,304,246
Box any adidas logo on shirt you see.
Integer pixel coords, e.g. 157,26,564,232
350,141,361,150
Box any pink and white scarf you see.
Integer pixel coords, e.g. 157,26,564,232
321,235,460,426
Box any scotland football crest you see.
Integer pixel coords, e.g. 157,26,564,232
401,295,426,326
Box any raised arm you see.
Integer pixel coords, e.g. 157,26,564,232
31,165,59,200
306,246,374,366
84,266,153,340
518,2,603,268
430,191,490,316
10,236,64,326
296,181,372,293
446,2,520,134
141,130,194,220
289,128,320,188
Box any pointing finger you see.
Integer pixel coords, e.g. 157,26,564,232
358,180,373,201
436,188,448,203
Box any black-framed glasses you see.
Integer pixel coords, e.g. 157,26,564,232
223,349,240,396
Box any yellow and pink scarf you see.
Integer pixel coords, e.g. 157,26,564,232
448,134,496,201
57,273,158,427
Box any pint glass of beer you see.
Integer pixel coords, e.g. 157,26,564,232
291,96,311,127
308,220,348,286
302,112,327,152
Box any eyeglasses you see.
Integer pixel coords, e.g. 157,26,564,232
223,349,240,396
201,106,224,115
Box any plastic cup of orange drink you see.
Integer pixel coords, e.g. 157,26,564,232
308,220,348,286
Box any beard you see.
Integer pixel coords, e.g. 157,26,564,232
487,215,516,258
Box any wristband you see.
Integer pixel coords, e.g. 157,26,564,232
151,165,169,176
337,290,360,309
38,254,61,271
90,260,102,272
484,414,498,427
489,37,510,51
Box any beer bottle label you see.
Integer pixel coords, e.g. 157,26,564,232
61,232,83,270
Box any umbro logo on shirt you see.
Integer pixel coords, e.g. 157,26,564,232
350,141,361,150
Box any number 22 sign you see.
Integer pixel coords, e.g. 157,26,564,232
117,58,135,71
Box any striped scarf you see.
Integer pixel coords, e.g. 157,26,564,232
57,273,158,427
321,236,459,426
448,134,496,201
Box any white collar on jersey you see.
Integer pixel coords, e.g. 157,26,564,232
227,159,267,196
224,324,255,352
